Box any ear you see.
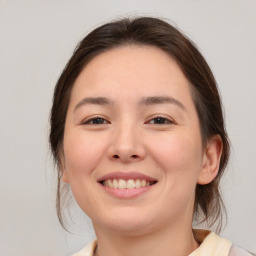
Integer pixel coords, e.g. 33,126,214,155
197,135,223,185
58,154,69,184
62,168,69,184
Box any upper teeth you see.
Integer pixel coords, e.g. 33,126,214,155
103,179,152,189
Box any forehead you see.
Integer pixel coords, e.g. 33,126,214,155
70,45,193,106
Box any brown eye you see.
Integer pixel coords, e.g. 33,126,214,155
148,117,173,124
83,117,108,125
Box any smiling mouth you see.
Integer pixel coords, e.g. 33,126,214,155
100,179,157,189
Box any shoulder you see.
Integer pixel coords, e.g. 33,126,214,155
190,230,232,255
191,229,254,256
70,234,254,256
71,240,97,256
229,244,255,256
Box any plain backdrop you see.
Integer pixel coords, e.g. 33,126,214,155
0,0,255,255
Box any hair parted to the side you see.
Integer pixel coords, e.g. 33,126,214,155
49,16,230,233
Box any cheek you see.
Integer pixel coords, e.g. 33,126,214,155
148,132,203,215
63,130,108,178
62,131,109,215
148,132,202,180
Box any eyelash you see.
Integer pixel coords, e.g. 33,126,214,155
146,116,175,125
82,115,175,125
82,116,109,125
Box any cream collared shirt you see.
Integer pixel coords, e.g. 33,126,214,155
71,229,252,256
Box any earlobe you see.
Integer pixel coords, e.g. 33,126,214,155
197,135,223,185
62,169,69,183
59,155,69,184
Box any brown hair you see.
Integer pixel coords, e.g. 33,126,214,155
49,16,229,232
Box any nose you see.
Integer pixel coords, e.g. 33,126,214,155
107,124,146,163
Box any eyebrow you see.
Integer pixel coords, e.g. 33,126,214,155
73,96,186,112
74,97,113,112
139,96,186,110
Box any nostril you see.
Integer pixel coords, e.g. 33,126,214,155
112,154,138,159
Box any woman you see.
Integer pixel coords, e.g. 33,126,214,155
49,17,252,256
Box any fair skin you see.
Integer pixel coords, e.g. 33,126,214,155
61,45,222,256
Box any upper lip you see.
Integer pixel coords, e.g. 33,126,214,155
97,172,157,182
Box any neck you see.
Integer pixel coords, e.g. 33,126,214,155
93,222,199,256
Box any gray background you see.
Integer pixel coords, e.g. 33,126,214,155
0,0,255,255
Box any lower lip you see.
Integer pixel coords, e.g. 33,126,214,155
100,184,154,199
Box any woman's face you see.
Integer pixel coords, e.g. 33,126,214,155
62,45,218,236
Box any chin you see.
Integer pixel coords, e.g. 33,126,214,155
94,209,158,236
